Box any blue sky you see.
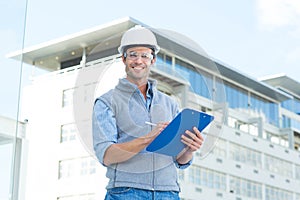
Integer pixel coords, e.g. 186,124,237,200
1,0,300,198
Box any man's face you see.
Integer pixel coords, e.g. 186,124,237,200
123,46,155,84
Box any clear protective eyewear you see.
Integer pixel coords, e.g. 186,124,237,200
124,51,154,61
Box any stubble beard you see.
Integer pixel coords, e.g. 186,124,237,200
126,64,150,86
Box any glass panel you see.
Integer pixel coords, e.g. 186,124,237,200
229,142,262,168
174,58,213,99
230,176,262,199
265,185,293,200
281,96,300,115
264,154,293,178
250,93,279,127
282,115,300,130
60,123,77,143
223,81,248,110
188,166,226,191
0,0,28,199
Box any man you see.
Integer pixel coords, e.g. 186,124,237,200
92,25,204,200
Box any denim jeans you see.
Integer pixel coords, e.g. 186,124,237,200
104,187,180,200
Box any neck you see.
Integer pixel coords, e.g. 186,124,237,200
126,77,148,99
138,84,147,99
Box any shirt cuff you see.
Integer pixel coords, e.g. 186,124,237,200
174,157,193,169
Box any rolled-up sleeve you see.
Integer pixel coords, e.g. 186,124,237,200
92,98,117,166
173,157,193,169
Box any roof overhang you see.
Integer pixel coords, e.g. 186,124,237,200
6,17,143,71
260,74,300,99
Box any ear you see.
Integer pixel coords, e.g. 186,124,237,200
151,57,156,65
122,55,126,63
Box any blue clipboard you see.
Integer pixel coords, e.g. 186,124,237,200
146,108,214,156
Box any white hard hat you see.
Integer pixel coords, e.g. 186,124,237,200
118,25,160,54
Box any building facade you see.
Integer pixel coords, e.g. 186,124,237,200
9,17,300,200
0,116,27,200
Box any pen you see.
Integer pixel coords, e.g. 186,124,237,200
145,121,157,126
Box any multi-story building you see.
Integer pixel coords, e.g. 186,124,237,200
8,17,300,200
0,116,27,200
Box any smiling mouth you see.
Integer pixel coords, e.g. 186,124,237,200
131,66,145,70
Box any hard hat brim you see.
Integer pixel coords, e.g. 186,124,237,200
118,44,160,55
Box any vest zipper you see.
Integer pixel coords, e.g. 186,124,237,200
136,88,155,190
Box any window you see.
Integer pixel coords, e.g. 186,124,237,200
269,135,289,148
188,166,226,191
211,138,226,157
229,142,262,168
165,55,172,65
224,81,248,110
230,176,262,199
175,58,213,99
63,84,97,111
60,57,82,69
62,88,75,107
250,93,279,127
281,96,300,115
60,123,77,143
58,157,97,179
265,185,292,200
155,53,174,76
282,115,300,130
156,53,172,65
264,154,292,178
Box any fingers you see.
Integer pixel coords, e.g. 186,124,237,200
156,122,169,129
181,127,203,151
153,122,168,133
148,122,169,137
